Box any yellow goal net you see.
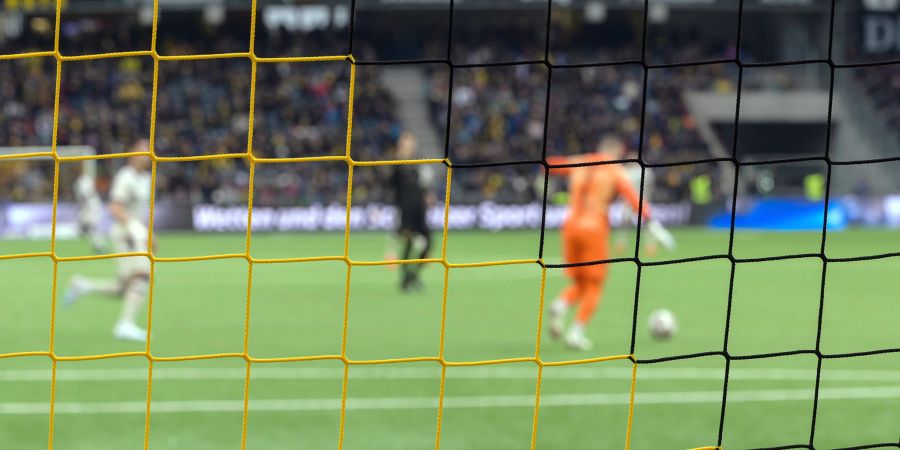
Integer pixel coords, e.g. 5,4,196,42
0,1,641,449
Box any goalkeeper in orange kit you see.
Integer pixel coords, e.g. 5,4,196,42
545,136,675,350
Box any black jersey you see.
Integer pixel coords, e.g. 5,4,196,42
391,165,428,233
391,166,427,211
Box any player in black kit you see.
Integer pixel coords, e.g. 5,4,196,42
390,132,433,292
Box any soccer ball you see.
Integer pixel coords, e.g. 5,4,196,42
648,308,677,340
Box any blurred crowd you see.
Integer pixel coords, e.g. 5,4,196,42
0,20,397,206
429,32,742,203
1,15,830,207
857,65,900,139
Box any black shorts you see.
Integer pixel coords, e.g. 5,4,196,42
399,208,429,236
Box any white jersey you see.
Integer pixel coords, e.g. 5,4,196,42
74,174,103,226
110,165,152,224
109,164,152,277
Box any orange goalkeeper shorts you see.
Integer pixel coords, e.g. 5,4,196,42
562,223,610,281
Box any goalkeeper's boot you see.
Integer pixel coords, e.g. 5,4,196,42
62,275,89,308
113,321,148,342
408,274,425,293
400,275,412,293
565,326,594,351
400,268,412,292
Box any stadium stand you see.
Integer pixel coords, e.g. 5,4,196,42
0,19,399,206
0,14,878,206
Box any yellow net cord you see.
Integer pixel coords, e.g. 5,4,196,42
0,0,650,449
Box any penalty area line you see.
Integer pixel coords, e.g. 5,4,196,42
2,386,900,415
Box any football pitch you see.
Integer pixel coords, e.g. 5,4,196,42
1,228,898,449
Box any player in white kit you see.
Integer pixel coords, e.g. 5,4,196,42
73,163,107,254
63,140,154,342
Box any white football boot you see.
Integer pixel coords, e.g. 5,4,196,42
113,322,148,342
565,325,593,351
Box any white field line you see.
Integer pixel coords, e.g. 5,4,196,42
2,386,900,415
2,366,900,383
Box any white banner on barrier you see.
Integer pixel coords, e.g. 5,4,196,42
884,195,900,227
191,201,694,232
4,197,900,240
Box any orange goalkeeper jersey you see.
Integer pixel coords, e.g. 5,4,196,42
547,153,649,231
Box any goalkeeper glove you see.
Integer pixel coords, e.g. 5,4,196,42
646,219,677,251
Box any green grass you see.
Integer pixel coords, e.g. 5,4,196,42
1,228,898,449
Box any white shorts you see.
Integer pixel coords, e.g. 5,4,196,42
110,221,151,279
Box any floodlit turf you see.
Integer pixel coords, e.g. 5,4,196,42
1,228,898,449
